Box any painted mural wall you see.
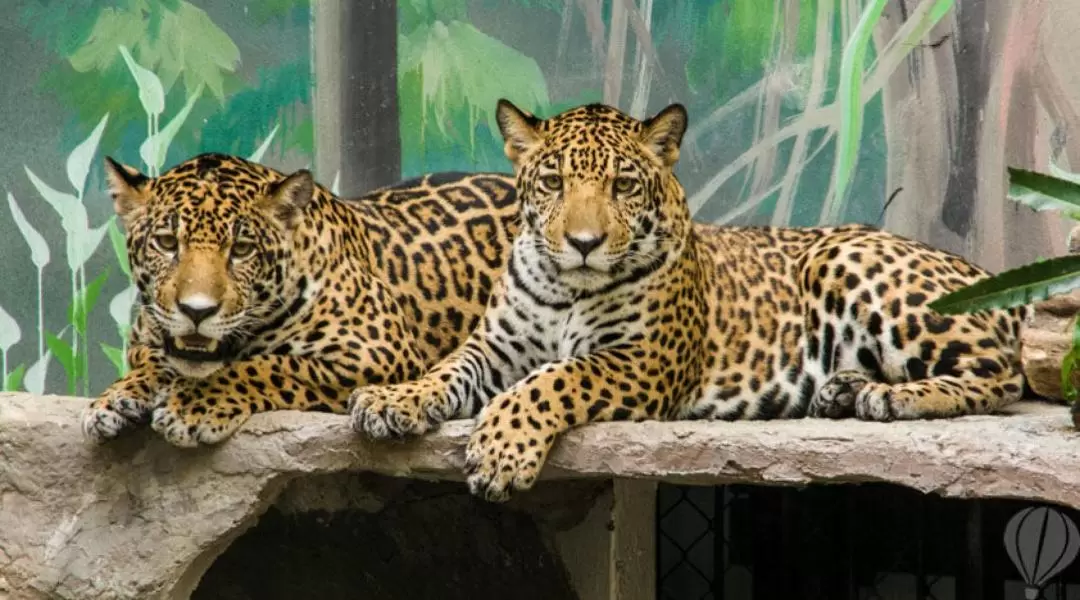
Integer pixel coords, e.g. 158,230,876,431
0,0,1072,407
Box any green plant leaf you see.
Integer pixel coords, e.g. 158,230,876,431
824,0,887,224
45,333,76,395
4,364,26,393
1007,167,1080,215
1048,159,1080,186
929,255,1080,314
100,343,126,377
1062,318,1080,401
68,269,111,337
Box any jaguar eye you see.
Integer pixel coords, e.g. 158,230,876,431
613,177,636,194
231,240,256,259
540,174,563,191
153,233,178,253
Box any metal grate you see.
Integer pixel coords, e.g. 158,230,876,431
657,483,1080,600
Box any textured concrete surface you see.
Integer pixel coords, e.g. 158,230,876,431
0,392,1076,599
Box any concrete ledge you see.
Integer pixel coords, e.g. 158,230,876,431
0,393,1077,599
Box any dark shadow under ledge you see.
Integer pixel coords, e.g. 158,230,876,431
0,392,1076,599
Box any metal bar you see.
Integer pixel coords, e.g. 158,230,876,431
916,493,928,599
714,486,726,599
959,500,984,600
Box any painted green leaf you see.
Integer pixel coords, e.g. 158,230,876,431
4,364,26,393
67,9,145,74
929,255,1080,314
66,220,112,273
824,0,887,224
247,0,312,24
7,192,51,270
118,44,165,116
75,1,239,101
147,1,240,101
109,285,138,330
88,0,238,108
24,166,88,237
724,0,817,73
45,333,76,394
100,344,126,378
1007,167,1080,215
18,2,109,57
402,0,470,25
871,0,956,68
399,20,550,152
108,218,131,277
66,113,110,195
248,123,280,163
200,61,311,157
23,351,52,395
139,83,204,173
52,0,245,154
0,302,21,353
68,269,111,337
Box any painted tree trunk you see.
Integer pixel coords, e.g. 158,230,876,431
879,0,1074,273
339,0,402,196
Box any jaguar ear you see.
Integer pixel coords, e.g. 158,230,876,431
104,157,151,221
495,98,542,165
262,169,315,228
639,103,688,167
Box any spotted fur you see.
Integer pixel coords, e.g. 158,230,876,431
348,101,1029,502
81,153,518,447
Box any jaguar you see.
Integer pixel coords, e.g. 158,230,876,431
348,100,1028,502
82,153,518,447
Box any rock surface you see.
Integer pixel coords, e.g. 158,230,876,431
1022,224,1080,403
0,392,1079,598
193,480,592,600
1024,291,1080,401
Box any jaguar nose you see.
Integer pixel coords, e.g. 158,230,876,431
565,233,607,258
177,295,220,325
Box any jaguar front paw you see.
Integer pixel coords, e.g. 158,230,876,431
463,404,551,503
348,380,451,440
149,383,251,448
82,376,156,443
808,370,873,419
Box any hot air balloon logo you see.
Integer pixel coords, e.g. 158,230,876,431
1004,506,1080,599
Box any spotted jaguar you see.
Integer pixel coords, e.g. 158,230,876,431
348,100,1027,502
82,153,518,447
